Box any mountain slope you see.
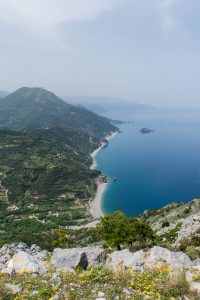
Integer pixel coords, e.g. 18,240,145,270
0,87,117,138
0,128,100,246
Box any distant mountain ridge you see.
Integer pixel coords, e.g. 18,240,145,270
64,96,154,115
0,87,117,138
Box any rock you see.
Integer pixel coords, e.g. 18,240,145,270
97,291,105,297
123,288,131,296
186,267,200,294
51,246,105,271
5,283,22,293
51,248,88,271
145,246,191,268
3,267,15,276
107,246,191,271
51,273,62,284
0,254,11,269
6,251,47,274
30,291,39,296
83,246,106,267
107,249,145,271
190,282,200,293
193,259,200,266
0,242,49,272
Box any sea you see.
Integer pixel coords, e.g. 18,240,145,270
96,108,200,216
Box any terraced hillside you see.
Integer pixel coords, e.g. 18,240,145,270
0,128,101,248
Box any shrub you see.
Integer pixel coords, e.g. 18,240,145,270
51,228,68,248
185,246,200,260
96,211,155,250
162,221,170,228
184,208,191,215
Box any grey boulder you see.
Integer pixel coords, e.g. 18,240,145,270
51,248,88,271
107,249,145,271
145,246,191,268
6,251,47,274
51,246,105,271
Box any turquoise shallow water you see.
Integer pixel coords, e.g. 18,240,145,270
96,109,200,216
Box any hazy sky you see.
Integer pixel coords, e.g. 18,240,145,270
0,0,200,108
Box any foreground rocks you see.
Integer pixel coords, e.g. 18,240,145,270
0,242,199,276
107,246,192,271
0,242,49,273
0,243,200,296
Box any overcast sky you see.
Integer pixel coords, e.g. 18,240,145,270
0,0,200,108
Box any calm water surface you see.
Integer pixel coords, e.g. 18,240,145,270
96,109,200,216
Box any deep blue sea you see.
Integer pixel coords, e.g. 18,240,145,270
96,109,200,216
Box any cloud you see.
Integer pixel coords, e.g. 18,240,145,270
0,0,180,39
161,0,177,8
0,0,127,36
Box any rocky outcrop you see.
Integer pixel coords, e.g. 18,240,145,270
5,251,47,274
51,246,105,271
0,242,48,271
107,246,191,271
145,246,191,268
107,249,145,271
84,246,106,267
0,243,198,276
147,199,200,247
51,248,88,271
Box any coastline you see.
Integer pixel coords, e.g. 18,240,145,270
89,131,118,219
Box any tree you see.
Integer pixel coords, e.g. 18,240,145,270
96,211,154,250
52,228,69,248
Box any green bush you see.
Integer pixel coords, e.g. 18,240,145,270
96,211,155,250
162,221,170,228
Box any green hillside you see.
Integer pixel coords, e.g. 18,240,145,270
0,128,101,247
0,87,116,138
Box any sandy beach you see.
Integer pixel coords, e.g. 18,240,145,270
90,131,118,218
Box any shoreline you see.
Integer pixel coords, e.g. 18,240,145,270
89,131,118,219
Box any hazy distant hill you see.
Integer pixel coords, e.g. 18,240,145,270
64,96,154,115
0,91,9,98
0,88,116,138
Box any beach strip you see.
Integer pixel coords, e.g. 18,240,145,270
90,131,118,218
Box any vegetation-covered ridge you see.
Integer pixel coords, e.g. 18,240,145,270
0,87,117,138
0,127,104,248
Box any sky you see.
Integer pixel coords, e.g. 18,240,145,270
0,0,200,108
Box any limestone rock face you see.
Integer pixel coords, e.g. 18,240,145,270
51,248,88,271
107,249,145,271
145,246,191,268
51,246,105,271
107,246,191,271
83,246,106,267
6,251,47,274
193,259,200,266
0,242,48,271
